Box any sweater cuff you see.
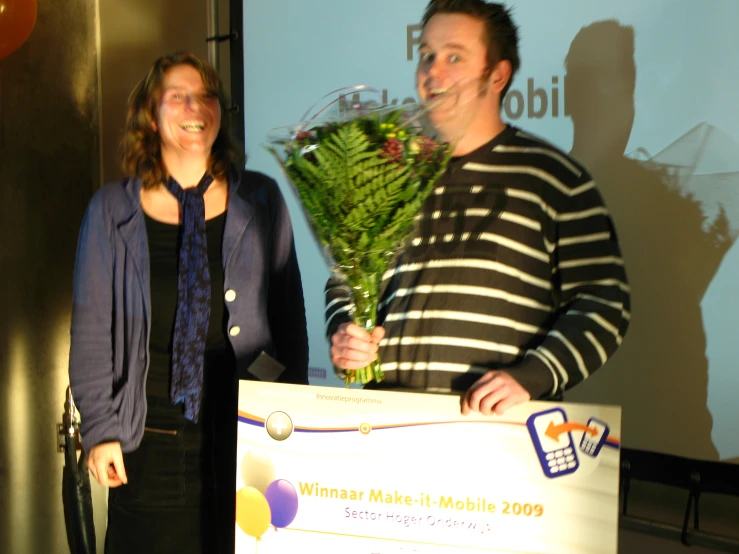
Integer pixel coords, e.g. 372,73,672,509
326,312,353,340
80,413,121,452
507,355,556,400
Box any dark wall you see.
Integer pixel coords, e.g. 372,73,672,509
0,0,100,553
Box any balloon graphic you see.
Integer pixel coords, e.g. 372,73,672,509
240,449,276,494
0,0,38,60
235,486,271,538
264,479,299,528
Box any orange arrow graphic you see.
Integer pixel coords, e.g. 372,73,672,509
545,421,597,441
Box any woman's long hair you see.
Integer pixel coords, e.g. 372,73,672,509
121,51,245,188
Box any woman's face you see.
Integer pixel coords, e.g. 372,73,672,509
156,64,221,158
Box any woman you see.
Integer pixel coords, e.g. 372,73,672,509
68,51,309,553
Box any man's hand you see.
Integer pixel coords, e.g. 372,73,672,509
330,322,385,369
462,370,530,416
87,441,128,488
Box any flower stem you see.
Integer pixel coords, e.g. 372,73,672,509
344,261,385,386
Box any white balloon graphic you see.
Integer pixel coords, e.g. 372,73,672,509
240,449,276,494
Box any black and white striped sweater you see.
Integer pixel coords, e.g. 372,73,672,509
325,126,630,399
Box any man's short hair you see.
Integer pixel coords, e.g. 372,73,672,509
422,0,520,100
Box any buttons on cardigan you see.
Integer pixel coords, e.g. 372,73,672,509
225,291,239,337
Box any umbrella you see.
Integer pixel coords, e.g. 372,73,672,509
62,387,96,554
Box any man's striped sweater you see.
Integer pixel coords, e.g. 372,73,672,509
325,126,630,399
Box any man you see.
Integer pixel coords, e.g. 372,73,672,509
325,0,630,416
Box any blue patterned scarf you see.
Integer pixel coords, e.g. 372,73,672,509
165,173,214,422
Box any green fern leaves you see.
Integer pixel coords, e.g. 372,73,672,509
267,108,453,385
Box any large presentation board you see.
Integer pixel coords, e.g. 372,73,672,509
243,0,739,463
235,381,621,553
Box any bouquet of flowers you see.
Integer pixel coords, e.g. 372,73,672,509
267,87,456,386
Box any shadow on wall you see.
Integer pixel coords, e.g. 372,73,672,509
561,20,735,462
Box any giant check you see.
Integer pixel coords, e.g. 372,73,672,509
234,381,621,554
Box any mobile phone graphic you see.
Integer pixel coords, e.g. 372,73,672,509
526,408,579,478
579,417,610,457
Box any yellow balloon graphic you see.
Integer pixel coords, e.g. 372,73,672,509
236,486,271,538
240,449,276,494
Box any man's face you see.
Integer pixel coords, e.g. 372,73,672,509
416,13,493,135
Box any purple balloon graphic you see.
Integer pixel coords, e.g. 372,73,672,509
264,479,299,528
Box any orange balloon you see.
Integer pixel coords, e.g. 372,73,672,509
0,0,38,60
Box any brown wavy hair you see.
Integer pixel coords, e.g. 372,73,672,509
121,51,245,189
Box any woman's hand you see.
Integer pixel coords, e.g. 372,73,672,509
87,441,128,488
